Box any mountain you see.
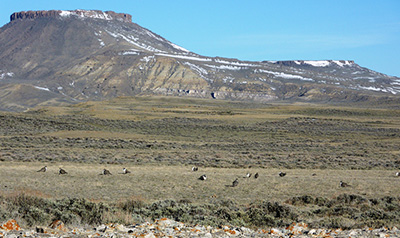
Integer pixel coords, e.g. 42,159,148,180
0,10,399,111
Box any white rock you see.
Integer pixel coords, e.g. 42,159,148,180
270,228,283,236
203,232,213,238
144,232,156,238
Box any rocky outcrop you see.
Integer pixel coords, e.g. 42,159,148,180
1,218,400,238
10,10,132,23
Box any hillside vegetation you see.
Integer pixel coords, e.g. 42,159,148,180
1,96,399,169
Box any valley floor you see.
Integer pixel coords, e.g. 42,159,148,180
0,96,400,229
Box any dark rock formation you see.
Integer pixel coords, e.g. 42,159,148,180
10,10,132,23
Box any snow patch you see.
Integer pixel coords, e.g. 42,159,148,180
222,77,235,83
106,30,164,53
34,86,50,91
141,56,155,63
59,10,113,21
256,69,313,81
204,64,244,71
183,62,208,75
120,51,139,55
0,71,14,79
214,59,258,67
169,42,190,53
333,60,353,67
303,61,331,67
358,85,399,94
155,53,212,62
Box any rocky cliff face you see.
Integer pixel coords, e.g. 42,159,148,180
0,10,399,111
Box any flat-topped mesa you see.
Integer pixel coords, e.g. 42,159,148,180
10,10,132,23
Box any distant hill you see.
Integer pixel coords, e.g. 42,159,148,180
0,10,399,111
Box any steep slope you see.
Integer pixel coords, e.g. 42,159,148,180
0,10,399,111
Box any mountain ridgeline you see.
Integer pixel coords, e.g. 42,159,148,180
0,10,399,111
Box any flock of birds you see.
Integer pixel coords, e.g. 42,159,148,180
37,165,400,188
37,166,131,175
195,166,291,188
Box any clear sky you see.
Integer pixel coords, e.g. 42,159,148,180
1,0,399,77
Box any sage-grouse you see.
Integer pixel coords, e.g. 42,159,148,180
198,174,207,181
244,172,251,178
59,168,68,175
37,166,47,172
102,169,112,175
191,166,199,172
122,168,131,174
340,181,351,187
232,178,239,187
279,172,286,177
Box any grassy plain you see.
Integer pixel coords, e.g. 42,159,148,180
0,163,399,204
0,96,400,227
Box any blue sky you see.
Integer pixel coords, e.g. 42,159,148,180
1,0,399,77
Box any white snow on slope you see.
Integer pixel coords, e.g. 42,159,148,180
34,86,50,91
106,30,165,53
204,64,245,71
333,60,353,67
357,85,399,95
156,53,212,62
183,62,208,75
60,10,113,20
0,72,14,79
169,43,190,53
257,69,313,81
303,61,331,67
120,51,139,55
140,56,155,63
296,60,353,67
214,59,258,67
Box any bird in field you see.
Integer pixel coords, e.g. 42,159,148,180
340,181,351,187
232,178,239,187
244,172,252,178
198,174,207,181
254,172,259,179
101,169,112,175
191,166,198,172
279,172,286,177
59,168,68,175
37,166,47,172
396,172,400,177
122,168,131,174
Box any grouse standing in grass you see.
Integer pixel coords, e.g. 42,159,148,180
191,166,198,172
37,166,47,172
340,181,351,187
198,174,207,181
396,172,400,177
232,178,239,187
59,168,68,175
254,172,259,179
102,169,112,175
279,172,286,177
122,168,131,174
244,172,252,178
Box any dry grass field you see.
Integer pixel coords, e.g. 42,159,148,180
1,163,400,204
1,96,400,228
